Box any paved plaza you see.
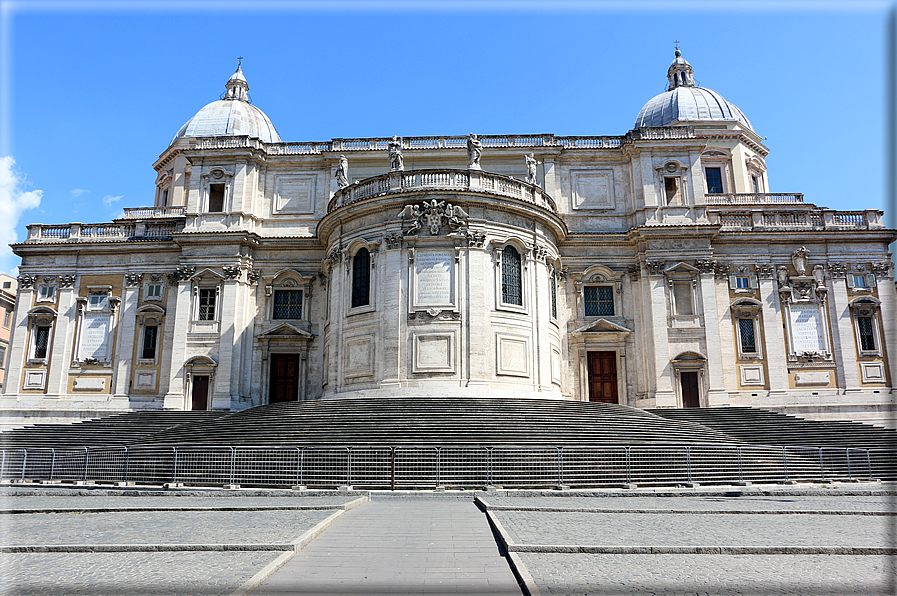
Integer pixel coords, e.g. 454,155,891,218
0,484,893,595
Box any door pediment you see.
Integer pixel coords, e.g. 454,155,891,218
257,323,314,340
572,318,632,336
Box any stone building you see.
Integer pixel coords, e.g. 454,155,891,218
2,51,895,430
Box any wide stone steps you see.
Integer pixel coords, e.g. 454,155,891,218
646,407,897,449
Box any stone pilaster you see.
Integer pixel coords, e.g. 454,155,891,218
700,272,729,406
113,282,140,398
758,277,788,394
47,285,77,396
827,276,859,390
163,278,191,409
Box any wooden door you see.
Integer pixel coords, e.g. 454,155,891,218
587,351,618,404
191,375,209,411
270,354,300,403
680,371,700,408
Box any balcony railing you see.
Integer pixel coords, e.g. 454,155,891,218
121,206,186,219
709,208,884,231
328,169,556,213
705,193,804,205
26,220,184,243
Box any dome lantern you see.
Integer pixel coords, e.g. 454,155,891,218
223,59,249,102
667,48,695,90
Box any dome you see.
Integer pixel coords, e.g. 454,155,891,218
634,50,753,131
171,63,281,145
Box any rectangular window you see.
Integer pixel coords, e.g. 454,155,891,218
34,325,50,359
738,318,757,353
88,294,108,310
0,346,6,366
145,284,163,300
852,275,867,288
198,288,216,321
273,290,303,319
142,325,158,360
735,276,750,289
664,177,680,204
705,167,723,194
208,184,225,212
857,316,876,351
751,175,760,194
3,281,10,289
584,286,614,317
37,285,56,302
672,282,694,315
549,274,557,320
3,310,10,328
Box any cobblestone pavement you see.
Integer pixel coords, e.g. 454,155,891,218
482,494,893,513
493,510,891,547
0,494,360,511
2,509,335,546
0,551,283,595
515,553,894,596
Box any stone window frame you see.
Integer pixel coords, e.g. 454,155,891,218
547,260,561,324
492,238,529,315
664,262,702,321
848,297,883,358
728,271,758,295
265,270,314,323
199,167,234,214
144,281,165,302
731,298,763,360
135,304,165,365
745,155,767,194
654,159,689,206
156,170,172,207
575,265,621,320
700,148,733,195
25,306,57,365
35,280,57,304
846,272,876,294
345,239,379,316
189,269,225,325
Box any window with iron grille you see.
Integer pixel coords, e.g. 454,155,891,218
501,246,522,306
584,286,614,316
738,318,757,353
857,315,875,351
352,248,370,308
274,290,303,319
34,325,50,359
142,325,158,360
198,288,216,321
549,272,557,319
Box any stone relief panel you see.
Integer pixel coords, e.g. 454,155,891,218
551,346,562,385
134,370,158,390
412,249,454,309
571,169,615,210
496,333,530,378
412,332,455,374
273,174,316,214
860,362,885,384
739,364,764,386
344,335,374,379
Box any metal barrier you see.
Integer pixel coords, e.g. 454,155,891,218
0,444,892,488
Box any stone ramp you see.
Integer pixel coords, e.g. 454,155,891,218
252,497,522,596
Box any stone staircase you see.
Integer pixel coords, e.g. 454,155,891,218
646,407,897,449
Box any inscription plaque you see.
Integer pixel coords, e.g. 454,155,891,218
81,312,111,359
789,303,825,352
415,250,453,305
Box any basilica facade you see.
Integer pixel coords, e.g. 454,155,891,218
2,52,895,430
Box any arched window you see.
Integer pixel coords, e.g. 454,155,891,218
501,246,522,306
352,248,371,308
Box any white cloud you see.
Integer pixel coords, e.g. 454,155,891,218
102,194,123,208
71,188,89,198
0,156,42,275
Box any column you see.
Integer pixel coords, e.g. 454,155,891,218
876,268,897,388
646,267,674,406
113,279,140,398
700,272,729,406
163,276,191,409
827,275,859,391
213,275,239,409
758,275,788,395
47,284,77,396
2,286,34,396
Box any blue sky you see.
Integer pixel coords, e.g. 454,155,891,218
0,1,894,274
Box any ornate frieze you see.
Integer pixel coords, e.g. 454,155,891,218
627,265,640,282
222,265,242,280
408,309,461,321
532,246,549,262
463,229,486,248
827,262,848,278
124,273,143,287
755,263,775,279
871,260,894,277
645,261,665,276
59,275,77,288
168,265,195,283
17,275,38,289
384,232,403,250
247,269,262,285
695,258,716,274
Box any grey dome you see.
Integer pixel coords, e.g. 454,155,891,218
634,86,753,130
171,64,281,145
634,50,753,131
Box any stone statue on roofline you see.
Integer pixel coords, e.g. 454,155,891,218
525,153,539,185
388,136,404,171
335,155,349,188
467,133,482,170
